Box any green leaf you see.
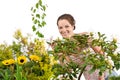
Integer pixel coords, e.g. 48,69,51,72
42,5,46,11
31,7,33,11
36,31,44,38
42,13,46,19
39,0,42,6
38,24,42,27
36,3,39,9
36,14,40,18
89,67,96,74
34,19,37,24
98,32,101,37
32,17,34,21
72,73,77,78
41,21,46,26
69,75,73,80
33,9,36,13
32,25,36,31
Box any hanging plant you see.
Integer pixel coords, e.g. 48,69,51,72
31,0,47,38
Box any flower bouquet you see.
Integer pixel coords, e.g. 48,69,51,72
0,29,56,80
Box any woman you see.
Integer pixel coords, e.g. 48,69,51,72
55,13,105,80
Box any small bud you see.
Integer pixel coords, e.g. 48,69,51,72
90,32,93,36
113,37,117,43
113,53,118,56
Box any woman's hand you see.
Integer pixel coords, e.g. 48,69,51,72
92,46,104,54
98,74,105,80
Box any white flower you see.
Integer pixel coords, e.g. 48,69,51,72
113,52,118,56
108,59,114,66
104,52,108,56
108,56,112,60
96,55,100,58
105,56,114,67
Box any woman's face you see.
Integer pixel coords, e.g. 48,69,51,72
57,19,74,38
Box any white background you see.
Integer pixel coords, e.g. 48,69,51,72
0,0,120,43
0,0,120,79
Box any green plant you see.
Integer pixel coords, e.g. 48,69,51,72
48,32,120,80
0,29,56,80
0,0,55,80
14,64,27,80
108,76,120,80
31,0,47,38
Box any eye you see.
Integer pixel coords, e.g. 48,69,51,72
65,25,69,28
58,26,63,29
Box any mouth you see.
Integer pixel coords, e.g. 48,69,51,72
60,30,70,38
61,32,69,38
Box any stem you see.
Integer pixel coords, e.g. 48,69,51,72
78,65,86,80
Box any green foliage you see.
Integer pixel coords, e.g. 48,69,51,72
52,62,81,80
48,32,120,80
14,64,27,80
108,76,120,80
0,44,13,60
31,0,47,38
0,29,55,80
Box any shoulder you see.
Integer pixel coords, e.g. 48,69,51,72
73,32,90,37
72,32,90,38
78,32,90,35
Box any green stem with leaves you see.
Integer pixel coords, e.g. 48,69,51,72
31,0,47,38
14,64,27,80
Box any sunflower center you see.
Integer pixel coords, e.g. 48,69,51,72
6,62,9,64
20,59,24,63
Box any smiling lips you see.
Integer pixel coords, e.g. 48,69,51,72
61,31,70,38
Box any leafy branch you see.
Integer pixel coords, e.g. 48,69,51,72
49,32,120,80
31,0,47,38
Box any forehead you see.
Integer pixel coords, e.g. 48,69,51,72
58,19,70,26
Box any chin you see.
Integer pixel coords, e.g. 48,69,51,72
63,36,69,38
62,34,70,38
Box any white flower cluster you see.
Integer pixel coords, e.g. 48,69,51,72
105,53,114,69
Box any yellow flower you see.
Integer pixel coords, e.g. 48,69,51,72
2,59,15,65
13,29,22,40
39,62,44,67
17,56,27,65
27,52,31,54
2,60,10,65
41,63,48,70
50,56,58,65
8,59,15,64
29,55,40,61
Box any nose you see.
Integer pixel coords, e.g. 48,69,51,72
61,27,67,32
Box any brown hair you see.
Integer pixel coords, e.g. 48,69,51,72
57,14,76,30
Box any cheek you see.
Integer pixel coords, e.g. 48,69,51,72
58,28,64,32
59,29,62,34
58,29,61,32
69,28,74,32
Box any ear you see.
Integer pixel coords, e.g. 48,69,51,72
72,25,75,30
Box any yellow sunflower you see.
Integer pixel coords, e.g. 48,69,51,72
8,59,15,64
2,60,10,65
2,59,15,65
17,56,27,65
29,55,40,61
